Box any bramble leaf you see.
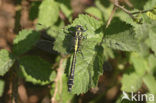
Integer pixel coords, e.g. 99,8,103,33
13,29,40,56
38,0,59,27
19,56,56,85
103,18,139,51
0,49,15,76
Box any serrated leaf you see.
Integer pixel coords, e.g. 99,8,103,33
121,73,142,92
85,7,103,19
0,79,5,97
13,29,40,56
38,0,59,27
102,18,139,51
53,14,104,94
130,53,149,76
103,29,139,51
134,23,151,56
19,56,55,85
135,23,150,41
143,74,156,94
0,49,15,76
116,11,141,27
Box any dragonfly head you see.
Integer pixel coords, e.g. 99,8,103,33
76,25,85,32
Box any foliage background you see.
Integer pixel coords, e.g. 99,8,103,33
0,0,156,103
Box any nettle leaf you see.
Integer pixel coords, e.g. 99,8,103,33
53,14,104,94
103,18,139,51
116,11,141,27
13,29,40,56
130,53,149,76
121,73,142,92
0,79,5,97
143,74,156,94
38,0,59,27
19,56,56,85
0,49,15,76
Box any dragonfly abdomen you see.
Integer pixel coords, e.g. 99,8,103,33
68,52,77,92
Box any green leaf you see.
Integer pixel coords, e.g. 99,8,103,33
130,52,149,76
121,73,142,92
19,56,56,85
116,11,140,27
143,74,156,94
85,7,103,19
13,29,40,56
135,23,150,41
144,0,156,10
103,30,139,51
38,0,59,27
57,0,72,18
0,79,5,97
0,49,15,76
95,0,113,21
53,14,104,94
134,23,151,56
130,0,147,10
103,18,139,51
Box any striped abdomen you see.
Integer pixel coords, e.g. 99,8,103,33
68,52,77,92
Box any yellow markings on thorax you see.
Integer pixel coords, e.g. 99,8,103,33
74,27,81,52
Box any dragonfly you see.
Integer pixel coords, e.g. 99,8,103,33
36,24,112,92
36,25,88,92
67,25,87,92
